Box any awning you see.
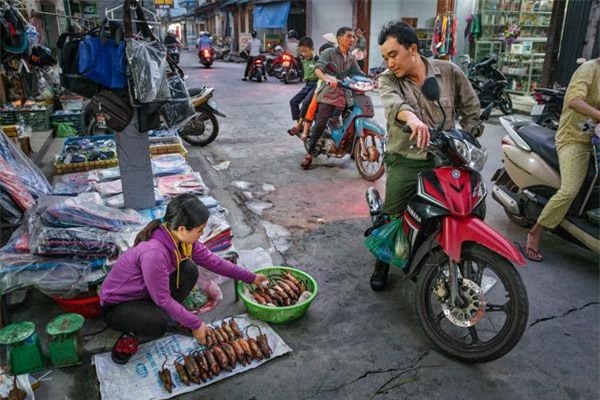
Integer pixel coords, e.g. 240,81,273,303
252,1,290,29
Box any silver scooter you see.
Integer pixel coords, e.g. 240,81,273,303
491,116,599,253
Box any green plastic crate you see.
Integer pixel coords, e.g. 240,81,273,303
16,105,54,132
236,266,318,324
0,110,15,125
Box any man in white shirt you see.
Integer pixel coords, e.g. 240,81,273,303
243,30,265,81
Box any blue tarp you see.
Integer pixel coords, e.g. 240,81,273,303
253,1,290,29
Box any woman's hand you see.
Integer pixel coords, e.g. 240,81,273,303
253,274,269,288
193,323,208,345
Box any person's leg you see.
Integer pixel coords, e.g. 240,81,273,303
103,300,170,341
301,95,319,141
524,142,592,260
243,57,253,79
308,103,335,155
289,85,310,122
103,299,169,364
169,259,199,303
371,154,435,290
302,103,335,168
299,85,316,120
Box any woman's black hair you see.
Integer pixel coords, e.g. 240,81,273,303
378,21,418,48
134,193,210,245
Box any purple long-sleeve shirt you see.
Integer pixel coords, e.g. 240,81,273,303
100,225,256,330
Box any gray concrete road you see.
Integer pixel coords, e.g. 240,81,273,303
16,50,599,400
180,51,599,400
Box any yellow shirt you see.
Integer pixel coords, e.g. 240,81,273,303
555,60,600,151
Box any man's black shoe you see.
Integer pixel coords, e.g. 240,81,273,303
370,261,389,291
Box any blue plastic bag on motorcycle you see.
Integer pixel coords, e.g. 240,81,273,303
77,35,127,89
364,219,409,268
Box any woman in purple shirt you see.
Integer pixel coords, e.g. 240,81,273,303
100,193,268,364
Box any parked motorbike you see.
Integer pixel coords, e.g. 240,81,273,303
366,76,528,363
213,41,231,62
198,47,214,68
492,116,599,253
462,55,513,115
179,86,225,146
280,53,303,84
530,86,565,130
266,46,283,78
166,44,180,65
298,71,386,181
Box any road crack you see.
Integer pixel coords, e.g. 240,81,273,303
299,351,438,400
528,302,600,328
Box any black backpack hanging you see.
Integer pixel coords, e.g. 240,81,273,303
56,21,124,98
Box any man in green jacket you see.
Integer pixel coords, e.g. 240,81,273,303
370,21,481,290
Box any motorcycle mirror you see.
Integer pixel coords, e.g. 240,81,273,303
421,76,440,102
481,103,494,121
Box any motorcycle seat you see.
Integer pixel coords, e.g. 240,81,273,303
517,124,559,171
535,88,565,97
474,57,497,70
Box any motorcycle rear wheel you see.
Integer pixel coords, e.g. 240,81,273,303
179,108,219,146
415,244,528,363
354,131,385,181
499,91,513,115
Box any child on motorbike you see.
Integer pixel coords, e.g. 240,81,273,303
287,37,319,136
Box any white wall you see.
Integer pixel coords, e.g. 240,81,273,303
310,0,353,52
368,0,438,71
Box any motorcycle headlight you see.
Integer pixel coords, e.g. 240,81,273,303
451,138,487,172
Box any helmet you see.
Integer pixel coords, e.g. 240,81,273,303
250,30,257,38
288,30,298,39
167,28,175,35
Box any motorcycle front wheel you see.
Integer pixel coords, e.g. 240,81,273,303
415,244,528,363
179,108,219,146
499,91,513,115
354,132,385,181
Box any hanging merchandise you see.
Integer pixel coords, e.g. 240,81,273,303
433,14,457,58
465,14,482,44
0,6,28,57
28,45,56,67
0,129,51,201
0,158,35,211
77,20,128,90
57,29,102,98
123,0,194,131
87,90,133,132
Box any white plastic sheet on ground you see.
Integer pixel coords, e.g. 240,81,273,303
93,314,291,400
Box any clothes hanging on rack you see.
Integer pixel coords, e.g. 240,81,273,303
433,14,457,58
465,14,482,44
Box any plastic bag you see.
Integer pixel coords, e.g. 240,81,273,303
182,285,209,311
126,38,171,103
104,189,168,209
157,173,208,197
364,219,409,268
56,122,77,138
151,154,192,177
0,250,104,297
0,158,35,211
0,129,51,198
34,194,148,231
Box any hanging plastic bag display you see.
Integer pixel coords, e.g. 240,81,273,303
364,219,409,268
126,38,170,103
159,74,195,129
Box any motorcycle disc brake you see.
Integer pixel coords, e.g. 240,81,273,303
439,278,487,327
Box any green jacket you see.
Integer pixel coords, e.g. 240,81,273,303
378,57,481,160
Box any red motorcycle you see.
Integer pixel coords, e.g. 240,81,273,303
280,52,303,84
198,47,214,68
366,76,529,363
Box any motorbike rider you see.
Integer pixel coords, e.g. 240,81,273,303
164,29,180,47
242,30,265,81
353,27,367,72
520,57,600,262
371,21,481,290
197,31,213,51
301,26,363,169
285,29,300,56
287,37,319,136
